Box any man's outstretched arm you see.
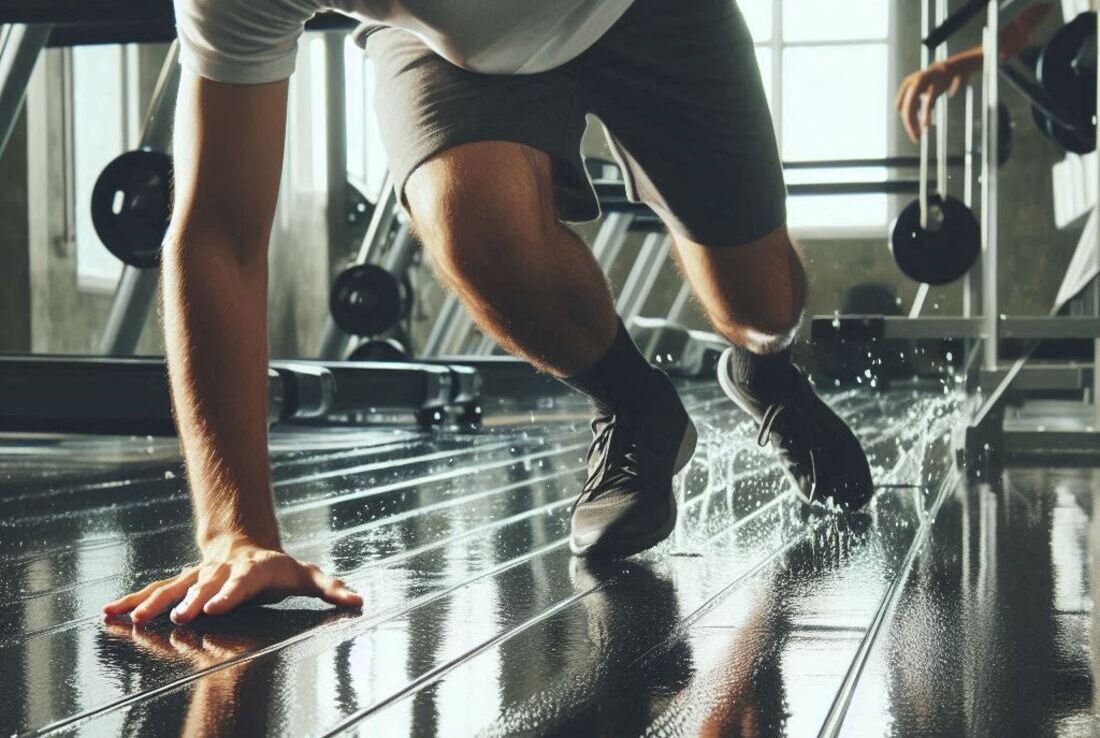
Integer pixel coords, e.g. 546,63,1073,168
104,73,362,624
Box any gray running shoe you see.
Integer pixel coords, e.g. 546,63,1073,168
718,348,874,510
570,374,697,558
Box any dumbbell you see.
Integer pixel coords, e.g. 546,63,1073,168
1032,11,1097,153
329,263,408,337
91,150,173,269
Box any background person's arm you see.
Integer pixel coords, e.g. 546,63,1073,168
896,2,1054,143
103,73,362,625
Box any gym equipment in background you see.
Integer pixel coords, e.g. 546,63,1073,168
329,263,408,338
996,11,1098,154
891,93,981,285
91,149,173,268
892,194,981,285
0,355,469,434
344,179,376,245
1033,11,1097,153
924,2,1096,154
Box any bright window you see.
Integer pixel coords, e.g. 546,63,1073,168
745,0,891,234
71,46,133,288
344,37,389,200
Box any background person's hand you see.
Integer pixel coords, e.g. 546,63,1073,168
102,536,362,624
895,60,968,144
895,2,1053,145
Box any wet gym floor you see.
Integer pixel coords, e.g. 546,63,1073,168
1,383,1098,737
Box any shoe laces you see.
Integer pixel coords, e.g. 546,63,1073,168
756,403,786,447
572,416,641,511
755,400,820,501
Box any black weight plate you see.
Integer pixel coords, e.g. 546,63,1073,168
330,264,403,337
347,338,408,362
890,194,980,286
997,102,1013,166
90,149,173,268
1038,11,1096,126
1032,102,1095,154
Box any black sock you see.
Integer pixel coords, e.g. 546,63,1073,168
728,344,798,404
563,320,661,416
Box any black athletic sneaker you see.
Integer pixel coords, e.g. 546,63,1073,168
717,348,874,510
570,373,698,558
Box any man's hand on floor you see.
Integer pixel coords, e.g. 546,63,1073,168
102,536,363,624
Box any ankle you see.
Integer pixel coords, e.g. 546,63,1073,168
726,344,798,404
563,320,660,415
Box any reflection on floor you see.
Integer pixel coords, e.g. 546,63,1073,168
0,383,1096,736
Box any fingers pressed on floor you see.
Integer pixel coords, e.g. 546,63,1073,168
170,571,228,624
310,568,363,608
203,575,260,616
131,577,194,624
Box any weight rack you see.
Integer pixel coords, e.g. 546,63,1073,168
813,2,1100,468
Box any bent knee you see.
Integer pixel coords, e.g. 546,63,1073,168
686,226,807,352
405,141,558,274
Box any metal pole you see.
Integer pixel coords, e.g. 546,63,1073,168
964,83,979,318
422,293,461,356
617,233,671,326
934,0,948,201
592,212,633,271
1094,9,1100,427
642,281,694,358
98,42,181,356
980,0,999,372
324,33,349,268
0,24,50,158
909,0,939,320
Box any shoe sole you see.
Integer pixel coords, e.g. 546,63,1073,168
570,415,698,558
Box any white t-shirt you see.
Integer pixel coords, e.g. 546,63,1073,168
174,0,635,83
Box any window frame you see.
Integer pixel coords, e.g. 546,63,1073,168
752,0,896,241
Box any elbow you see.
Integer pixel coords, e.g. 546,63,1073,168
163,209,270,274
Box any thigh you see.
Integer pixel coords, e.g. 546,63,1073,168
365,28,595,223
581,0,788,247
405,141,559,242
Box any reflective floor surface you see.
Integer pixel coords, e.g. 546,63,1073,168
1,383,1097,736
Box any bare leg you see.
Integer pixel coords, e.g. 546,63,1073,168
670,222,874,509
669,224,806,353
408,141,698,555
406,141,618,377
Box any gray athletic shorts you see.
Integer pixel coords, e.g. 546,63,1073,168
360,0,787,247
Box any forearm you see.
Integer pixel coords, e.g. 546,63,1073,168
162,231,278,550
105,74,361,623
949,2,1053,74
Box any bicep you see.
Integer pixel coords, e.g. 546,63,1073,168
170,72,289,250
